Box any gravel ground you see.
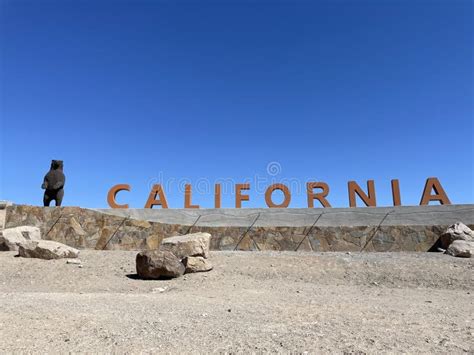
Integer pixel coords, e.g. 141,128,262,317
0,250,473,353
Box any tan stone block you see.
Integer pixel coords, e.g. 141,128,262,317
130,219,152,229
184,256,213,273
146,235,161,250
69,217,86,236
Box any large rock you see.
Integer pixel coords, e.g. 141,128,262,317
160,232,211,260
136,250,185,279
446,240,474,258
183,256,213,273
0,226,41,251
439,222,474,249
18,240,79,260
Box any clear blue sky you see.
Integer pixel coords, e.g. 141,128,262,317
1,0,473,208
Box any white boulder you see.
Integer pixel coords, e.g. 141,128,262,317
446,240,474,258
160,232,211,260
0,226,41,251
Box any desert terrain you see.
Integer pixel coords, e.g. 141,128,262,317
0,250,472,353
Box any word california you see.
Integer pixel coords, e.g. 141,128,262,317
107,177,451,209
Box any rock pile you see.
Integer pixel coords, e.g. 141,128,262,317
440,222,474,258
136,232,213,279
0,225,80,259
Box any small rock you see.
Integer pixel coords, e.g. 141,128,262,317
66,259,82,265
446,240,474,258
18,240,79,260
136,250,185,279
440,222,474,249
183,256,213,273
152,286,168,293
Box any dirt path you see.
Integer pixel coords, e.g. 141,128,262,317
0,250,472,353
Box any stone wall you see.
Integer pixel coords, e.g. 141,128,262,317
4,204,474,252
4,205,169,251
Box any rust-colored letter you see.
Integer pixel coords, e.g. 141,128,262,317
265,183,291,208
348,180,376,207
391,179,401,206
107,184,130,209
184,184,200,209
235,183,250,208
420,177,451,205
214,184,221,208
307,182,331,208
144,184,169,209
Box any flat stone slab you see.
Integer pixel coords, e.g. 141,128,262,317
95,204,474,228
19,240,80,260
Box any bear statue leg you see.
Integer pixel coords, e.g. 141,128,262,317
43,192,53,207
55,189,64,206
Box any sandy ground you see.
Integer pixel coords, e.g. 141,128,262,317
0,250,473,354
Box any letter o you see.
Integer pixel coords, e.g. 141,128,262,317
265,184,291,208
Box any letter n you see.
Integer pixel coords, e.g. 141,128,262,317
348,180,376,207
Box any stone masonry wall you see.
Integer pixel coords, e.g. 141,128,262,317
5,204,474,252
4,205,169,251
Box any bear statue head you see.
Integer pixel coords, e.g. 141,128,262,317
50,160,64,171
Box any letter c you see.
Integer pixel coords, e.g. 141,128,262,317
107,184,131,208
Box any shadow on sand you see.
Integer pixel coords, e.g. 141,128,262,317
126,273,174,281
